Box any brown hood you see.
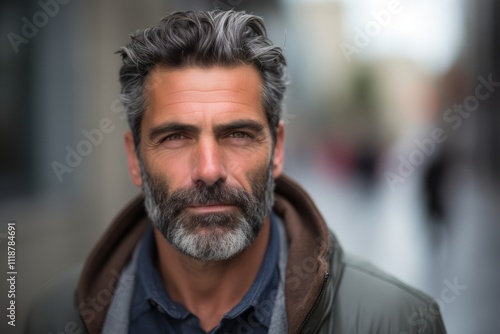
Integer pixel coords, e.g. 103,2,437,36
76,174,334,333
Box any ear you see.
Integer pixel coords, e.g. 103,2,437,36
272,121,285,179
124,131,143,188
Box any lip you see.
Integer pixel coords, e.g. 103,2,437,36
187,204,233,213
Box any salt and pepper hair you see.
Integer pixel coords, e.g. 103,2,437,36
117,10,287,149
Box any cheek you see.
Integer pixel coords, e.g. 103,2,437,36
228,153,271,192
144,153,192,189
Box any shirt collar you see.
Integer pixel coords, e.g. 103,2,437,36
131,212,280,328
223,213,280,327
131,226,190,321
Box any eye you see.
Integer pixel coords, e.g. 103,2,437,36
223,131,256,146
162,133,185,142
228,132,252,139
159,133,193,148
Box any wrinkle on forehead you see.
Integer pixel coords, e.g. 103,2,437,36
144,65,263,117
146,64,261,94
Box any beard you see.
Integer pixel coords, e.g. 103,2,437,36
139,159,275,262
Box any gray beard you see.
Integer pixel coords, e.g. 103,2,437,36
139,159,275,262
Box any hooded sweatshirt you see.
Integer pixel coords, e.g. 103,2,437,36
26,174,447,334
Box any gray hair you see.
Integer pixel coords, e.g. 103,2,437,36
117,10,287,149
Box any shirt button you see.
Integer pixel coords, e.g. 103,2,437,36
149,300,157,307
157,306,165,314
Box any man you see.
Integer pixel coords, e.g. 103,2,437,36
27,10,446,334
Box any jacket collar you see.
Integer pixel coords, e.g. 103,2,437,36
76,174,343,334
273,174,343,333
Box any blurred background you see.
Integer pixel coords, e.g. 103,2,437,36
1,0,499,333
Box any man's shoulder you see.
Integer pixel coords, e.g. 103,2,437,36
341,254,435,306
25,264,86,334
331,253,447,333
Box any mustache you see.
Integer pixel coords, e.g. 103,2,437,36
152,182,254,214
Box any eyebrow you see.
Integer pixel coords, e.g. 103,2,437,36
213,119,265,136
148,122,199,142
148,119,265,142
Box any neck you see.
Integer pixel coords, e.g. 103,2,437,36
153,217,271,332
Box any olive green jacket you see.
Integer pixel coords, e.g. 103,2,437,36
26,175,446,333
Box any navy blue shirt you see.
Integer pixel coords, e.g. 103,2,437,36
129,214,280,334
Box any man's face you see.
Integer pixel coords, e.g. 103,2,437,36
125,65,284,261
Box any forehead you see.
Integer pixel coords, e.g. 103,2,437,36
143,65,264,124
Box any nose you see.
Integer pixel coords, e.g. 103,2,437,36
191,137,227,186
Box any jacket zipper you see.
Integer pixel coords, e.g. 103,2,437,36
297,272,330,334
